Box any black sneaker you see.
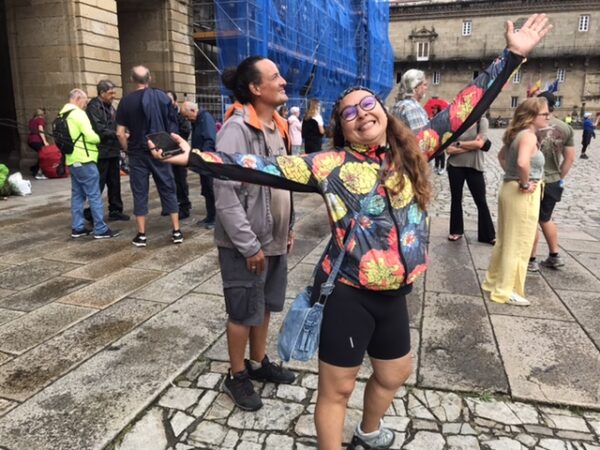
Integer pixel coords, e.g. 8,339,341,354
580,154,589,159
94,228,120,239
222,369,263,411
245,355,296,384
172,229,184,244
71,228,92,238
178,209,190,220
108,211,130,221
132,233,147,247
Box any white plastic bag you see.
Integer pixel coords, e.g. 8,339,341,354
8,172,32,196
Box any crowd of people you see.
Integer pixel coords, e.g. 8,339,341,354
14,12,595,450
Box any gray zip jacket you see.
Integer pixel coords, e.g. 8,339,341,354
213,104,291,257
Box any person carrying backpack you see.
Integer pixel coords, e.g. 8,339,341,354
58,88,119,239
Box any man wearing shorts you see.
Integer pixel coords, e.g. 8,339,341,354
529,91,575,271
216,56,295,411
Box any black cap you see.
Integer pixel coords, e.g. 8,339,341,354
537,91,556,111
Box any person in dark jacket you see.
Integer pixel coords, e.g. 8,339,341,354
302,99,325,153
180,100,217,228
580,112,596,159
167,91,193,219
116,66,182,247
86,80,130,221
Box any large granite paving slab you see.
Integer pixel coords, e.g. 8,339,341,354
468,242,495,271
569,251,600,280
45,239,128,264
0,352,12,366
0,309,23,326
425,239,481,296
0,259,80,290
0,303,95,354
64,247,153,280
491,315,600,408
0,293,227,450
287,238,323,270
420,292,508,393
539,252,600,293
559,238,600,253
0,298,164,402
483,270,574,321
0,277,90,312
131,252,220,303
555,290,600,349
0,399,17,417
59,268,163,309
130,234,215,272
292,208,330,240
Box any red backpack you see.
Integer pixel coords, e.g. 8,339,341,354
39,144,69,178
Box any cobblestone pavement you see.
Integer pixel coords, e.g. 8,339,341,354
0,130,598,450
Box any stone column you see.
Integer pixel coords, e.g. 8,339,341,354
117,0,195,99
5,0,121,170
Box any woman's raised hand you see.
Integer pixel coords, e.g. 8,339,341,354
505,13,552,57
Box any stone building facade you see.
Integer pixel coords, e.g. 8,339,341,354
0,0,195,170
387,0,600,121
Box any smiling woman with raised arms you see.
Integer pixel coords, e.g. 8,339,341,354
150,13,551,450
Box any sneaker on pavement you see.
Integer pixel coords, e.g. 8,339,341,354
222,369,263,411
527,259,539,272
94,228,120,239
178,209,190,220
347,420,395,450
132,233,147,247
108,211,130,221
71,228,92,238
172,229,184,244
203,221,215,230
580,153,589,159
35,172,48,180
507,292,531,307
245,355,296,384
541,254,564,269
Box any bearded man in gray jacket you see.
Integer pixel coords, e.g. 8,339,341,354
216,56,296,411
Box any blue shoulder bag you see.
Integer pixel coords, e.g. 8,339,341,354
278,161,385,362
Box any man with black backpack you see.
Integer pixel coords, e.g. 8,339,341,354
57,88,120,239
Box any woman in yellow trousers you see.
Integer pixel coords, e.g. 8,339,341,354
483,97,550,306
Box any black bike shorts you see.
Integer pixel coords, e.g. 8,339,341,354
311,270,411,367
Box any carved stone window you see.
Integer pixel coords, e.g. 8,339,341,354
409,27,438,62
462,20,472,36
579,15,590,32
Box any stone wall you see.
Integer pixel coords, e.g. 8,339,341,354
5,0,122,169
117,0,195,99
387,1,600,118
5,0,195,170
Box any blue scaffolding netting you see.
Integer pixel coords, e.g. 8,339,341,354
214,0,394,119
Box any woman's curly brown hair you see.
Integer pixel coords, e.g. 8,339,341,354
331,95,431,210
